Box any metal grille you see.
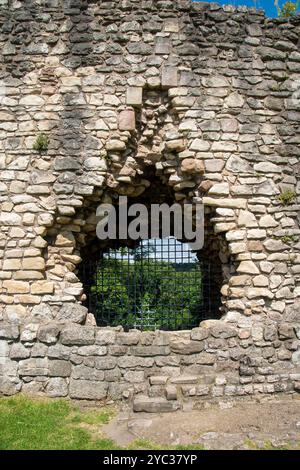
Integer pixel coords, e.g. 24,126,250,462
79,238,220,331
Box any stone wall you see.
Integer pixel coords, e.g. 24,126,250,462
0,0,299,405
1,319,299,409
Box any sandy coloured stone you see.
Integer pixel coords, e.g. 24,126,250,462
238,210,258,228
31,281,54,295
203,198,247,209
2,259,21,270
3,280,29,294
118,109,135,131
181,158,204,174
237,261,259,275
22,257,46,271
126,87,143,107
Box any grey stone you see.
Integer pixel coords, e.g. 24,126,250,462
37,323,60,344
10,343,30,360
46,378,68,397
69,379,108,400
0,323,19,340
0,376,22,396
60,326,95,346
190,328,209,341
72,365,105,381
278,324,295,340
131,346,170,356
56,304,88,324
19,358,48,377
133,396,181,413
117,332,140,345
49,360,71,377
211,323,237,339
165,385,177,400
170,340,204,355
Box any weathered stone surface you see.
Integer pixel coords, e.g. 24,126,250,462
190,328,209,341
237,261,259,275
211,323,237,339
10,343,30,360
133,396,180,413
19,358,48,377
60,326,95,346
46,378,68,397
0,0,298,408
170,340,204,355
126,87,143,106
0,323,19,340
162,66,178,88
117,332,140,345
0,376,22,396
118,109,135,131
49,360,71,377
149,376,168,385
165,385,177,400
56,304,88,324
131,346,170,356
37,324,60,344
69,379,108,400
72,365,105,381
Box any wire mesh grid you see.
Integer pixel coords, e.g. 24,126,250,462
79,238,219,331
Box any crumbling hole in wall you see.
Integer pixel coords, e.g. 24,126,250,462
71,167,226,330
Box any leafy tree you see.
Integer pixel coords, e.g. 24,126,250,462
91,254,203,331
275,0,299,17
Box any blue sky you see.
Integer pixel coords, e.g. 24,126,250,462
193,1,299,17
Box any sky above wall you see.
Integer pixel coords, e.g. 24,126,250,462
193,1,299,17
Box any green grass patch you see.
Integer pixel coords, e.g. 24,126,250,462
0,395,118,450
0,395,205,451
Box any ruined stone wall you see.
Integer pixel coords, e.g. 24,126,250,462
1,320,299,409
0,0,299,405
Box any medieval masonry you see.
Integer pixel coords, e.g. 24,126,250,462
0,0,299,412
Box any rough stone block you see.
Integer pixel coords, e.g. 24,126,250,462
131,346,170,356
117,331,140,345
162,66,178,88
210,323,237,339
46,378,68,397
10,343,30,360
0,323,19,340
3,280,29,294
124,370,145,383
155,37,171,55
60,325,95,346
0,376,22,396
170,375,198,384
164,19,179,33
18,358,48,377
95,357,117,370
31,281,54,295
37,324,60,344
126,87,143,107
133,396,181,413
69,379,108,400
165,385,177,400
149,376,168,385
56,304,88,324
170,340,204,355
49,360,71,377
118,109,135,131
72,365,105,381
20,323,39,342
0,340,9,357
